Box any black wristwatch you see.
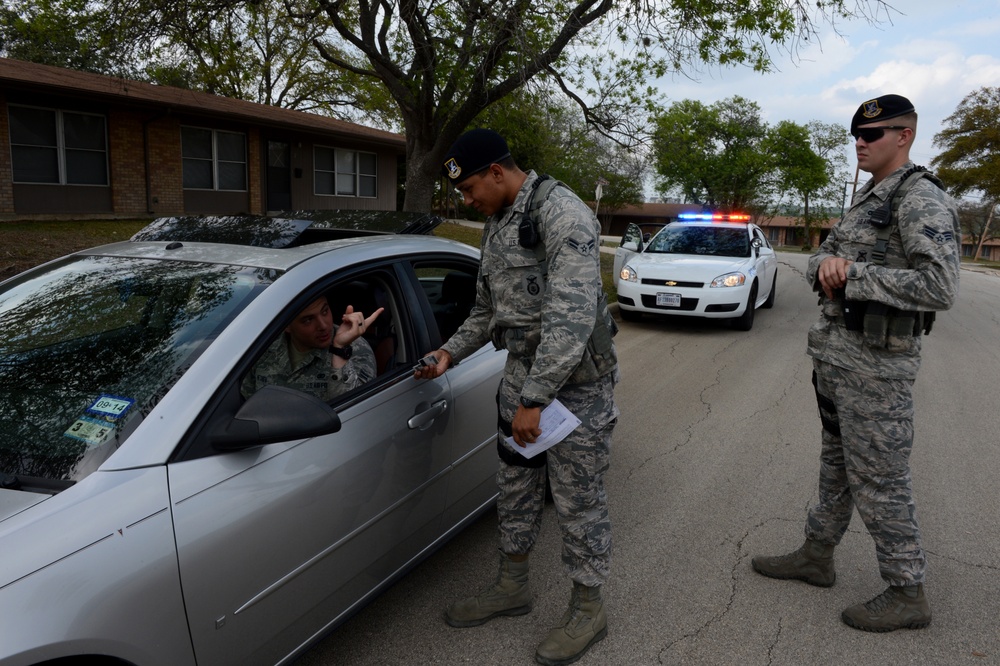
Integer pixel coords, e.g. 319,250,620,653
330,344,353,360
519,396,545,409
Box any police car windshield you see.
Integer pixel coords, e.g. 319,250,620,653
646,225,751,258
0,256,274,489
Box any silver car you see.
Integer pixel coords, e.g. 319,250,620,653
0,214,503,665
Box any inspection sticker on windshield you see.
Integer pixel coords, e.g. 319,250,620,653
85,395,134,421
64,416,115,448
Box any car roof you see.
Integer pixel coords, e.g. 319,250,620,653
131,210,443,248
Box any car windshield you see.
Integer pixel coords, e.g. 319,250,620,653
0,256,274,489
646,225,750,258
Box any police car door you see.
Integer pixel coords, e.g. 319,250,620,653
613,223,645,288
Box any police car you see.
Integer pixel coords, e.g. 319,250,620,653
613,214,778,331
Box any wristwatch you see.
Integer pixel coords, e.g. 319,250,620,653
330,344,353,360
519,396,545,409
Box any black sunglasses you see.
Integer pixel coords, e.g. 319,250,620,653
852,125,909,143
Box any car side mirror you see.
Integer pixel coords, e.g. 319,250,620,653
642,233,651,243
751,237,762,257
212,385,342,450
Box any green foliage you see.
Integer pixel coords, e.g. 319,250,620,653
651,96,777,213
0,0,115,72
932,87,1000,204
3,0,894,212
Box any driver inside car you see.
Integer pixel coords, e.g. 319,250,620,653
241,295,382,401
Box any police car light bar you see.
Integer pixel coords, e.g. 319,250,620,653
677,213,751,222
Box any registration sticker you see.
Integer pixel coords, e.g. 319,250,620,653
85,395,135,421
64,416,115,448
656,292,682,307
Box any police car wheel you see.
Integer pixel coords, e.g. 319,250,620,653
731,282,757,331
762,273,777,309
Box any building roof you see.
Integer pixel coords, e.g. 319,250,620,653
0,57,405,149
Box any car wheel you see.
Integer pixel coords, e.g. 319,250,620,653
731,282,757,331
762,272,777,309
619,307,642,322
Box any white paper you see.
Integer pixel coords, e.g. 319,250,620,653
503,399,582,459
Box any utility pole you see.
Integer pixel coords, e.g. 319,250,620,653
974,201,995,261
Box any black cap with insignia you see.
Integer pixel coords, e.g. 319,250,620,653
851,94,916,136
442,129,512,184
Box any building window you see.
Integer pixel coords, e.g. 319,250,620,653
963,244,975,258
9,105,108,185
181,126,247,191
314,147,377,197
767,228,781,243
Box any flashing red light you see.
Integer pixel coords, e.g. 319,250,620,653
677,212,751,222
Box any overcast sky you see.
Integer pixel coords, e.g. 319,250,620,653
649,0,1000,207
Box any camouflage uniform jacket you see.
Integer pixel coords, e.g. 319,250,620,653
806,161,961,379
442,170,615,405
241,329,376,401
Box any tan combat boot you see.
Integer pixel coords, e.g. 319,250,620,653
751,539,836,587
841,584,931,632
445,552,532,627
535,582,607,666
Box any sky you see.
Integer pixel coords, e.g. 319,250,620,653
648,0,1000,208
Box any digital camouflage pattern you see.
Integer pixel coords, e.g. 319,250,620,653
807,362,924,585
806,161,961,379
241,330,376,401
496,374,616,587
441,170,619,587
802,161,959,586
442,170,618,405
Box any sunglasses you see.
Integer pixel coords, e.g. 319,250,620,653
852,125,909,143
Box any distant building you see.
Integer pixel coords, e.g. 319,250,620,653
0,58,405,220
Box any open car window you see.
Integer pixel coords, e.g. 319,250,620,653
238,268,412,407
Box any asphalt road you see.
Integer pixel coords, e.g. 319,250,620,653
298,252,1000,666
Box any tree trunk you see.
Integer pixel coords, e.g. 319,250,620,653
974,201,995,260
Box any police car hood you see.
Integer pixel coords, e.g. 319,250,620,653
629,253,754,281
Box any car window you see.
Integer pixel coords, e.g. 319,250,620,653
410,260,479,345
620,223,643,249
239,269,410,405
0,256,272,488
646,225,751,258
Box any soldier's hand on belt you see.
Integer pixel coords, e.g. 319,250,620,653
512,405,542,447
818,257,853,300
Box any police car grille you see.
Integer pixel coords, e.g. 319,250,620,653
641,278,703,288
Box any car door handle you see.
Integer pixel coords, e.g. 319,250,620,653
408,399,448,430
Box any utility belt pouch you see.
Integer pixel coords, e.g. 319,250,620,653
862,302,889,347
489,323,506,351
886,309,917,352
842,300,867,331
496,392,546,468
918,311,936,335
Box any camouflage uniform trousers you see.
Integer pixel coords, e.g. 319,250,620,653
495,371,618,588
806,358,925,585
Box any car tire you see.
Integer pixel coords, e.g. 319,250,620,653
731,282,757,331
619,307,642,322
762,272,777,309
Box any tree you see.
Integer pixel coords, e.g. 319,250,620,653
932,86,1000,259
770,120,848,246
5,0,894,211
651,96,779,213
0,0,115,73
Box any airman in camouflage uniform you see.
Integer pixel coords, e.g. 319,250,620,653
416,129,618,665
242,295,379,401
753,94,961,633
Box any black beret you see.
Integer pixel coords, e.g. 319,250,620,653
442,129,511,184
851,94,916,135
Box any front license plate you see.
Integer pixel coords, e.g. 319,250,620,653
656,292,681,307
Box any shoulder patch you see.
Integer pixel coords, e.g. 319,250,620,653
922,226,954,244
567,238,595,256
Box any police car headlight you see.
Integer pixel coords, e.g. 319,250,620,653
620,265,638,282
710,272,745,288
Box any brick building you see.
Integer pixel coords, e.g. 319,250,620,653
0,58,406,220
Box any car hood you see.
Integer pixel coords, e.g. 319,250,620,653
0,488,47,523
627,253,753,280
